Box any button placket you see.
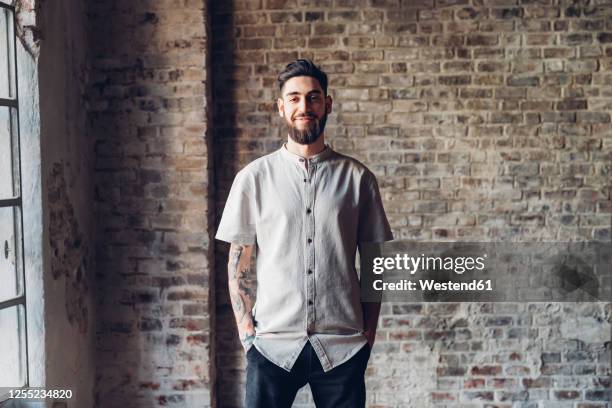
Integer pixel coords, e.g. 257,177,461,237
304,160,316,335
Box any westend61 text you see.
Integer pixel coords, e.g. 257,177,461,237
373,279,493,292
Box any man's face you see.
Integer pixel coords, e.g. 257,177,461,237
277,76,332,145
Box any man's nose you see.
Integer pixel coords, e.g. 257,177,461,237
298,98,311,113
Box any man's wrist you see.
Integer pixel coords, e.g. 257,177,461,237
240,330,256,350
363,329,376,347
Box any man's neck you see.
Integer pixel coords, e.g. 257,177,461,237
285,135,326,158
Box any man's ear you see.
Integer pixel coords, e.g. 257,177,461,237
277,98,284,117
325,95,333,114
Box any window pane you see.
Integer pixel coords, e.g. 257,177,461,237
0,206,21,302
0,106,18,199
0,304,26,387
0,7,16,99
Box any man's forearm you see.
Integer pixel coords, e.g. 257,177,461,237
359,242,383,346
228,243,257,349
362,301,381,347
362,302,381,331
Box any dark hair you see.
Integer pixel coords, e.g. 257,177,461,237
277,59,328,95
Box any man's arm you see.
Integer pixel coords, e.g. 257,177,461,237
362,302,381,348
227,243,257,351
359,242,383,348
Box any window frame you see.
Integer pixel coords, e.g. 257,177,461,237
0,1,30,400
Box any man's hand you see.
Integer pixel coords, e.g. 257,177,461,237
227,243,257,353
240,318,256,351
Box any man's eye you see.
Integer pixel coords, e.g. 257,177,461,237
289,98,299,103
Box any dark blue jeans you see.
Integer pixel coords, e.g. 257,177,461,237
245,342,371,408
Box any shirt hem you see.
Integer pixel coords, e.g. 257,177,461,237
324,338,368,372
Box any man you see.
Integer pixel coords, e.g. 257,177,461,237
216,59,393,408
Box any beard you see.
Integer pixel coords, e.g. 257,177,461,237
286,112,328,145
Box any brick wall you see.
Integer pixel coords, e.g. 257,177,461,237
212,1,612,407
89,0,215,406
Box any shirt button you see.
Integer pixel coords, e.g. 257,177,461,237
307,238,312,243
308,300,313,305
306,208,311,214
307,269,313,275
299,158,305,162
303,178,308,182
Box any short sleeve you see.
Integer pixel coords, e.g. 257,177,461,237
215,170,257,245
357,171,394,244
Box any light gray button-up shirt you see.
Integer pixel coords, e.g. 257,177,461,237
216,144,393,372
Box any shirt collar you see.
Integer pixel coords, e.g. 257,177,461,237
280,143,334,165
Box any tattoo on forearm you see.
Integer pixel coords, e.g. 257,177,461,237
229,245,243,280
238,272,255,303
243,332,255,344
228,244,257,327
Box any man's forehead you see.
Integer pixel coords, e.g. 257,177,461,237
281,76,324,95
